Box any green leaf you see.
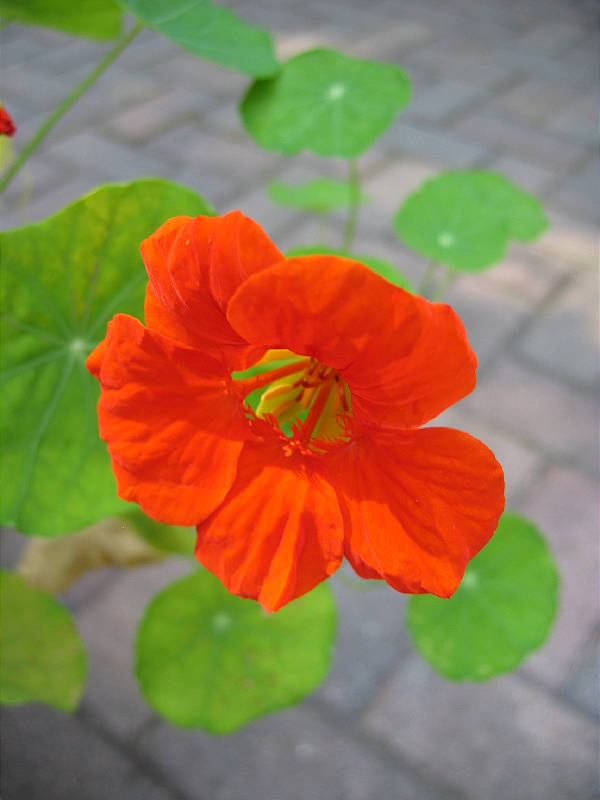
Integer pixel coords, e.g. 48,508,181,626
268,178,369,213
0,178,213,537
136,570,336,731
406,512,559,681
287,245,415,292
0,570,87,710
394,170,547,272
125,510,194,555
118,0,278,77
241,48,411,158
0,0,122,40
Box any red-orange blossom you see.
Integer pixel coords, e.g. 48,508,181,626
87,211,504,611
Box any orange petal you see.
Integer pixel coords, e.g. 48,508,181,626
195,442,344,612
327,427,505,597
227,255,477,427
141,211,282,370
86,314,249,525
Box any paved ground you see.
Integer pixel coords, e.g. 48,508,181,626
1,0,598,798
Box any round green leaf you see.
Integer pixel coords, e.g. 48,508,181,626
0,570,87,710
406,512,559,681
394,170,547,272
0,179,213,537
118,0,278,77
136,570,336,732
268,178,369,213
125,510,195,555
241,48,411,158
0,0,122,40
287,245,415,292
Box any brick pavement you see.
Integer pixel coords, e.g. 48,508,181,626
0,0,598,798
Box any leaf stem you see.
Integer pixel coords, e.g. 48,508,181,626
0,23,144,195
431,268,458,302
418,260,439,298
342,158,360,251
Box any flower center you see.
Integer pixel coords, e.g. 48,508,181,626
232,349,351,446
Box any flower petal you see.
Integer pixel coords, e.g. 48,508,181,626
327,427,505,597
87,314,249,525
226,255,477,427
195,442,344,612
141,211,282,369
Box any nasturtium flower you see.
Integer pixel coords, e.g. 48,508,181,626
87,211,504,612
0,106,16,137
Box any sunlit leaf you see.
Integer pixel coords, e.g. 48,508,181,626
394,170,547,272
125,510,194,555
407,512,559,680
268,178,369,213
118,0,278,76
287,245,415,292
241,48,410,157
0,179,213,536
0,570,87,710
0,0,122,40
136,570,336,731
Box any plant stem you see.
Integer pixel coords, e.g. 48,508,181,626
418,260,439,298
342,158,360,251
0,23,143,195
431,268,458,302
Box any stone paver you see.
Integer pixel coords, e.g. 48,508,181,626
363,655,599,800
1,0,597,798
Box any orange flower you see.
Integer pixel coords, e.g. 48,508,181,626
87,212,504,611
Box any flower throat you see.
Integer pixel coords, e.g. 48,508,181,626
232,349,351,445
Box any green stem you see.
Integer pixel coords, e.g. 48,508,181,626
0,23,143,195
418,260,439,298
431,268,458,302
342,159,360,251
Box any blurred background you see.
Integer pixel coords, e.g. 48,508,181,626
0,0,598,797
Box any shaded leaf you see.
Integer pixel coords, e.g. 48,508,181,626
241,48,410,157
0,0,122,40
136,570,336,731
1,179,213,536
126,510,194,555
118,0,278,76
394,170,547,272
268,178,369,213
0,570,87,710
407,512,559,680
287,245,415,292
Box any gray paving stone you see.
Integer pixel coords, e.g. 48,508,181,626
489,77,582,126
546,159,600,225
516,268,598,391
77,559,193,739
451,110,587,171
484,154,555,195
352,19,436,59
40,131,177,185
137,706,446,800
562,627,600,720
467,251,562,306
547,92,598,148
526,210,597,269
0,527,26,568
376,119,490,167
364,655,599,800
107,88,215,144
464,358,598,474
0,704,178,800
519,467,599,689
444,275,529,365
316,565,413,716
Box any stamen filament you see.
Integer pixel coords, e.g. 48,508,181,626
299,383,332,445
236,359,309,395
